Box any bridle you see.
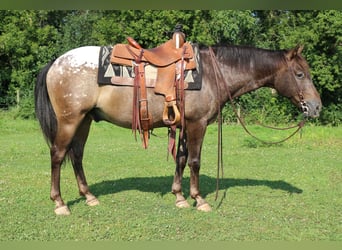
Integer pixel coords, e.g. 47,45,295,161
209,46,308,143
298,84,309,118
208,47,308,201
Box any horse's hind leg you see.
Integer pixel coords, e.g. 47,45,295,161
69,115,99,207
50,121,80,215
50,115,93,215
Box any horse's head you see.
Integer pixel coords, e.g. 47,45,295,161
274,45,322,118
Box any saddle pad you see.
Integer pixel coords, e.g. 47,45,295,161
97,46,117,84
97,45,202,90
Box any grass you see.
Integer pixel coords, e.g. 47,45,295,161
0,111,341,241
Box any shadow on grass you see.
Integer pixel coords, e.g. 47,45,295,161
68,175,302,207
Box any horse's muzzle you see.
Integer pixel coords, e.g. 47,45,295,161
302,99,322,118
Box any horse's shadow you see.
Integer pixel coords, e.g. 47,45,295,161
68,175,303,208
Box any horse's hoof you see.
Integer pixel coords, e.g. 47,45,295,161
176,199,190,208
197,203,212,212
86,198,100,207
54,205,71,215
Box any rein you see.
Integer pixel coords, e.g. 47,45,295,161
208,47,307,200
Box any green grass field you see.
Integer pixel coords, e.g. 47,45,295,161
0,112,341,241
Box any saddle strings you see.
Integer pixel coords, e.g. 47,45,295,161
208,47,224,202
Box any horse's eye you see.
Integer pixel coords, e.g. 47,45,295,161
296,72,305,79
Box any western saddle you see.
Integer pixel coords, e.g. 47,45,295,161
110,26,196,150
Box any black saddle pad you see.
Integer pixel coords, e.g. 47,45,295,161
97,44,202,90
97,46,115,84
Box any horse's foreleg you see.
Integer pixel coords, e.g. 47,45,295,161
70,116,99,207
172,134,190,208
187,122,212,212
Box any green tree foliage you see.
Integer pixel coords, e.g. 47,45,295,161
90,10,215,47
208,10,258,45
0,10,60,110
0,10,340,125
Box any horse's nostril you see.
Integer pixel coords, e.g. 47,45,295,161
303,100,322,118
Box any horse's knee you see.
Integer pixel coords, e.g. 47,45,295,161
177,154,187,167
188,158,200,172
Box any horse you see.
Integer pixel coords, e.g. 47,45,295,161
35,43,322,215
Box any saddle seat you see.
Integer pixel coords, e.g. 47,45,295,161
111,39,195,68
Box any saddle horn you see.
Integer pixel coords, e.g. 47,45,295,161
127,37,142,50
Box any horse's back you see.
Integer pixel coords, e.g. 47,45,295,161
46,46,101,118
44,45,216,127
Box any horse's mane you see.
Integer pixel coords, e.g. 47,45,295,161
213,45,288,75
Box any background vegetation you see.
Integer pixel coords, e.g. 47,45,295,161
0,10,341,125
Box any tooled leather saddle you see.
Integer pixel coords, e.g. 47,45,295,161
110,29,197,149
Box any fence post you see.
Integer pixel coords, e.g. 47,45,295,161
16,89,20,108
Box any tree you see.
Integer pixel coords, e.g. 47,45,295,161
207,10,258,45
0,10,60,113
90,10,215,47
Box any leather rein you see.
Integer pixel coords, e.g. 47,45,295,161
208,47,307,201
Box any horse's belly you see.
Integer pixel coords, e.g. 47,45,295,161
96,86,166,127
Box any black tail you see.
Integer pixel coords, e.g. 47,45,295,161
34,60,57,146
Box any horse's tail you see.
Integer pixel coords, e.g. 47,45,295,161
34,60,57,146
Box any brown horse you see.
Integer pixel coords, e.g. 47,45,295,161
35,44,321,215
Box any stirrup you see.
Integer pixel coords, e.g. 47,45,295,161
162,100,181,126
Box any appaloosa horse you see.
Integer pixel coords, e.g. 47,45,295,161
35,43,321,215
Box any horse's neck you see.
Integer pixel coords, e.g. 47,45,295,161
217,47,282,99
227,68,275,99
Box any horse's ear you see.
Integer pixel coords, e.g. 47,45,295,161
286,44,304,60
297,44,304,54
